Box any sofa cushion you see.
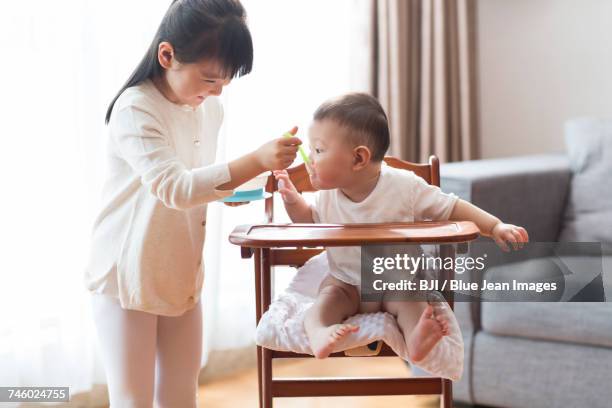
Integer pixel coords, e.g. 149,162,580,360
472,332,612,408
480,255,612,348
559,118,612,254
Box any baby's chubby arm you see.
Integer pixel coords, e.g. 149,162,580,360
449,199,529,252
272,170,314,223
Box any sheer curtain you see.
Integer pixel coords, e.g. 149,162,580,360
0,1,173,404
199,0,372,380
0,0,370,403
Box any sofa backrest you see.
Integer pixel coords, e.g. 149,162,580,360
558,118,612,254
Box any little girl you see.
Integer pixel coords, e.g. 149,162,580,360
83,0,301,406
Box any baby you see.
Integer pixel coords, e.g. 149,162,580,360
273,93,529,361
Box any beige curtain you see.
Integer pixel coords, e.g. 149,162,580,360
372,0,480,163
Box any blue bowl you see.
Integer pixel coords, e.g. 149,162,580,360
219,188,272,202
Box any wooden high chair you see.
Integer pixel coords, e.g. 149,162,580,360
229,155,480,408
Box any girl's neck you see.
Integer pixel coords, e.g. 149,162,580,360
151,75,181,105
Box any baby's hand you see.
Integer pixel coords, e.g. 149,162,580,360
273,170,300,204
491,222,529,252
224,201,250,207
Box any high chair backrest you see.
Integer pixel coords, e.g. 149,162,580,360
264,155,440,223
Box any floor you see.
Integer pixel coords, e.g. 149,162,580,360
31,356,476,407
198,357,444,407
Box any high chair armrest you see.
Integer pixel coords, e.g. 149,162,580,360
229,221,480,249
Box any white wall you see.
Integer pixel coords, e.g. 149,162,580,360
477,0,612,158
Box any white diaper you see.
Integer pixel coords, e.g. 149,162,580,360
254,251,464,381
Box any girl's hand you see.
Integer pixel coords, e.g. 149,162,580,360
255,126,301,171
273,170,300,204
224,201,250,207
491,222,529,252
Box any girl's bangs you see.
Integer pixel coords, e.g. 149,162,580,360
188,18,253,79
216,18,253,79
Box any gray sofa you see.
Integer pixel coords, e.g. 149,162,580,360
422,119,612,408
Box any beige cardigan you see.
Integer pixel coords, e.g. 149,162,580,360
84,79,234,316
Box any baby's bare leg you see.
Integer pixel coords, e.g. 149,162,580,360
383,299,449,363
304,275,360,359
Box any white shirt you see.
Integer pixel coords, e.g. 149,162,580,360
310,163,459,286
84,78,234,316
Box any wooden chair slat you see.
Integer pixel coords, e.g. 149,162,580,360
271,377,443,397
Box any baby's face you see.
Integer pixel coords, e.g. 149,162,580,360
307,119,359,190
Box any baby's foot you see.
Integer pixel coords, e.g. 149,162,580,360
308,323,359,359
406,304,449,363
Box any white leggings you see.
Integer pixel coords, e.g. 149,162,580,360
90,293,203,408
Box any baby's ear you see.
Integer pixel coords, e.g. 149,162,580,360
352,145,372,169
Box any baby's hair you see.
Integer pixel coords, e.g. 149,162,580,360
105,0,253,124
313,93,390,162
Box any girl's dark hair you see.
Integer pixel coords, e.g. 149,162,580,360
105,0,253,124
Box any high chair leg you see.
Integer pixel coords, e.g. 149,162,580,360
262,348,273,408
439,243,456,407
441,378,453,407
255,249,263,408
256,346,264,408
261,248,273,407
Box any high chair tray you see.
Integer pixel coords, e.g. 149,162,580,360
229,221,479,248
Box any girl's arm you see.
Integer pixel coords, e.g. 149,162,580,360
216,127,301,191
449,199,529,251
272,170,314,223
112,99,302,210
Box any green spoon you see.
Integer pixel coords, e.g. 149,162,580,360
283,131,311,169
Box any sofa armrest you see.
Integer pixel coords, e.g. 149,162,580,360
440,153,571,333
441,153,571,242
